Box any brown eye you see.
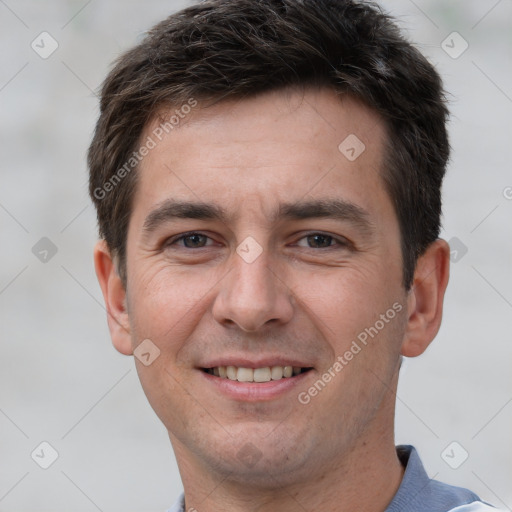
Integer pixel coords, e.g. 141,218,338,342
166,232,213,249
295,233,346,249
306,234,334,248
181,234,208,248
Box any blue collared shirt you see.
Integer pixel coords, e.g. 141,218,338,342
166,445,498,512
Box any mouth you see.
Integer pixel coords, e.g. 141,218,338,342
202,365,314,382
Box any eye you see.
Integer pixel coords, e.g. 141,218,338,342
295,233,347,249
165,232,215,249
164,231,349,251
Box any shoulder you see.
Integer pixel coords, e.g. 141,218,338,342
448,503,505,512
165,491,185,512
388,446,500,512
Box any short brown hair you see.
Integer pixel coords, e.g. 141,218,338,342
88,0,449,289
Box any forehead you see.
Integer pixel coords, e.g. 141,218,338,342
132,87,391,226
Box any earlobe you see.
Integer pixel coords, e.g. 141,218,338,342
401,239,450,358
93,240,133,356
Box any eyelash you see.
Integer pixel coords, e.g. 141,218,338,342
164,231,349,250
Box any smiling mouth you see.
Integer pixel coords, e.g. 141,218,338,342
202,366,313,383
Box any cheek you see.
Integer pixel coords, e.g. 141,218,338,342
134,355,197,436
295,266,401,346
127,264,215,347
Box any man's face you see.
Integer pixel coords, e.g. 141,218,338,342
122,87,409,484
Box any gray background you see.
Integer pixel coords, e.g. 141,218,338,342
0,0,511,510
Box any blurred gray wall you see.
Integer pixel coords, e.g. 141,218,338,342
1,0,510,510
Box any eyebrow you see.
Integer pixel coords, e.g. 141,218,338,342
142,198,375,237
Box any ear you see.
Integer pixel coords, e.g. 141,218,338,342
93,240,133,355
401,239,450,358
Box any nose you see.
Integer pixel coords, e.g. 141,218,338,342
212,245,294,332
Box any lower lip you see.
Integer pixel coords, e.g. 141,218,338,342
199,370,314,401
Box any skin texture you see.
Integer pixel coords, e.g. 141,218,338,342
94,87,450,512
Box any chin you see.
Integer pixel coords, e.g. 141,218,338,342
194,424,316,486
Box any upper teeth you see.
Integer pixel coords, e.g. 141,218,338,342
207,366,303,382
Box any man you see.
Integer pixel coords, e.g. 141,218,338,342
88,1,499,510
